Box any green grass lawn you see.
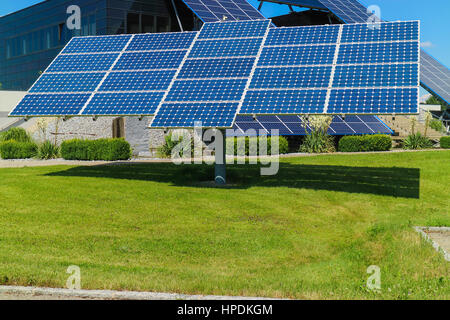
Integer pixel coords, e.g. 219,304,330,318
0,151,449,299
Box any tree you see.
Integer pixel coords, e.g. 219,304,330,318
425,95,447,111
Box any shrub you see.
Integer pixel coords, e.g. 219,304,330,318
157,133,184,158
226,136,289,156
60,138,131,161
37,141,60,159
299,131,335,153
403,133,433,150
0,140,37,159
429,119,444,133
440,136,450,149
338,135,392,152
0,127,32,143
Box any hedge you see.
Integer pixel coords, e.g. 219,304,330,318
0,127,32,143
61,138,131,161
0,141,38,159
338,134,392,152
440,136,450,149
226,136,289,155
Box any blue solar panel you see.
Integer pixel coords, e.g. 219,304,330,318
337,42,419,64
166,79,247,102
189,38,263,58
230,114,392,136
241,90,327,114
99,71,176,91
179,58,255,78
258,45,336,66
250,66,332,89
327,88,418,114
82,92,164,115
266,25,340,46
181,0,266,23
30,73,106,93
113,51,187,70
341,21,419,43
198,19,270,39
10,94,90,116
333,64,419,87
47,53,118,72
63,35,132,53
316,0,370,24
151,102,240,128
420,51,450,105
126,32,197,51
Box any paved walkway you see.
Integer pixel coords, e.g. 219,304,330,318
0,285,273,300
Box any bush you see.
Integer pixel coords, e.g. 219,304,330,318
403,133,433,150
226,136,289,156
0,127,32,143
157,133,184,158
429,119,444,133
37,141,60,159
0,140,37,159
61,138,131,161
339,135,392,152
440,136,450,149
299,131,335,153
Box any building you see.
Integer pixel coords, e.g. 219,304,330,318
0,0,202,155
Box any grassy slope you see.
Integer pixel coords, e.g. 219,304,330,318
0,151,448,299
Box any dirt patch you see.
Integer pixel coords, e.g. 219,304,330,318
424,230,450,253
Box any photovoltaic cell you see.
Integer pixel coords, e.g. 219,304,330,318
179,58,255,78
420,51,450,104
151,102,240,128
82,92,164,115
337,42,419,64
126,32,197,51
181,0,266,23
198,19,271,39
62,35,132,53
266,25,340,45
10,94,90,116
99,70,176,91
166,79,248,102
113,51,187,70
327,88,418,114
258,45,336,66
30,73,106,93
47,53,119,72
189,38,263,58
340,21,419,43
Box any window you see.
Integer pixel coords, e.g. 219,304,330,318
58,23,64,42
142,14,154,33
127,13,140,34
112,118,125,138
157,17,169,33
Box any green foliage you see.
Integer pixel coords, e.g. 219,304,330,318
226,136,289,156
440,136,450,149
60,138,131,161
157,133,184,158
0,127,32,143
299,131,335,153
338,135,392,152
37,141,60,160
403,133,433,150
0,140,37,159
429,119,444,132
425,95,447,111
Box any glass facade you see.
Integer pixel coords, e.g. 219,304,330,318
0,0,181,91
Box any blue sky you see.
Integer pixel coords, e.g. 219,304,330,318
1,0,448,71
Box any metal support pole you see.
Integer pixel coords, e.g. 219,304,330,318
170,0,184,32
215,129,226,185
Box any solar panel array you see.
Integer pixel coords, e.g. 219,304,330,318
287,0,450,106
229,114,393,136
10,20,420,128
10,32,197,116
240,21,420,115
151,20,271,128
181,0,266,22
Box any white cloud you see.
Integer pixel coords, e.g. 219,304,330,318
421,41,434,48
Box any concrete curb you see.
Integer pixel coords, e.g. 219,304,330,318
0,285,275,300
414,226,450,261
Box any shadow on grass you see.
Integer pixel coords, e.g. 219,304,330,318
45,162,420,199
